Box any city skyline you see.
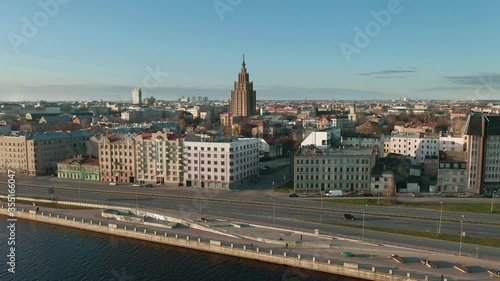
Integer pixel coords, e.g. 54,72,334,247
1,0,500,101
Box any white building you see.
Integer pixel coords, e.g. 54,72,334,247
301,131,330,149
439,135,465,152
389,133,439,164
184,137,259,189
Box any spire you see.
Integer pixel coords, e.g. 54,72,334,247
242,54,245,67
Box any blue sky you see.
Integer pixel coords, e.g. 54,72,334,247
1,0,499,101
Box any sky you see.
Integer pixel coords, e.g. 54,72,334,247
1,0,499,101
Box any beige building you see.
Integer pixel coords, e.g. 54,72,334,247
96,134,137,183
0,131,90,176
135,132,186,186
437,150,467,193
293,146,377,193
230,55,257,117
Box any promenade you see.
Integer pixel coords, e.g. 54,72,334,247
2,200,499,281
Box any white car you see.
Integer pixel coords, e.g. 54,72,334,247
109,182,117,186
132,183,140,187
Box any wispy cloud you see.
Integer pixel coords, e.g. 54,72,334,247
443,73,500,86
375,76,408,79
414,86,473,92
357,69,417,76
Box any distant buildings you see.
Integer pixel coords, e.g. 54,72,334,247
230,55,257,117
132,88,142,106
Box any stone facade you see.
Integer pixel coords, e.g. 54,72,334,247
230,55,256,117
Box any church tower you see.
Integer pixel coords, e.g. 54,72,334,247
230,55,257,117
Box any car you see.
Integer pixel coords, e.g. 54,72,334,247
361,192,374,197
288,193,299,197
109,182,117,186
132,183,140,187
411,192,423,197
457,193,468,198
442,193,455,197
470,194,485,198
346,192,359,197
343,214,355,220
341,251,354,257
144,184,153,188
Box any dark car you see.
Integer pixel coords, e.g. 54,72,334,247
144,184,153,188
442,193,455,197
343,214,355,220
361,192,374,197
288,193,299,197
347,192,359,197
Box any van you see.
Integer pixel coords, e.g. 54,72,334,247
326,190,342,197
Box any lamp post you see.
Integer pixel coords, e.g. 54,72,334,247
459,215,464,256
491,191,497,214
362,205,367,241
438,202,443,235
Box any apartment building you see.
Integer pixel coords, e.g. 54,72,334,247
135,132,186,186
437,150,467,193
293,146,377,193
464,114,500,194
388,132,439,164
341,132,386,158
439,135,465,152
0,131,90,175
97,134,137,183
184,137,259,189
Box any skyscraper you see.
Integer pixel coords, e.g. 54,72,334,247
132,88,142,106
230,55,256,117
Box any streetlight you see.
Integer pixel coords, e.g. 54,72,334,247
459,215,464,256
362,205,367,241
438,202,443,235
491,191,497,214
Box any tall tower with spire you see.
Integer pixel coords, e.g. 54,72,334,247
230,54,257,117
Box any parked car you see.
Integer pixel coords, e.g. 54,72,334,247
343,214,355,220
411,192,423,197
442,193,455,197
109,182,117,186
144,184,153,188
457,193,468,198
132,183,141,187
470,194,485,198
288,193,299,197
361,192,374,197
346,192,359,197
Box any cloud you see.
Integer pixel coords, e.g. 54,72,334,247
442,73,500,86
414,86,473,92
375,76,408,79
357,69,417,76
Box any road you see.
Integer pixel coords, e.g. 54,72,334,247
3,181,499,261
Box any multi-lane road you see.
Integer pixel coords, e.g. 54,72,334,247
2,174,499,261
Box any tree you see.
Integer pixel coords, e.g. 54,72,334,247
178,119,187,133
81,119,91,129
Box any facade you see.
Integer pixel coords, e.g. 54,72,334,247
341,133,385,158
0,131,90,176
135,132,186,186
464,114,500,194
293,147,377,193
370,165,395,195
132,88,142,106
389,132,439,164
439,135,465,152
57,157,100,181
184,137,259,189
437,150,467,193
230,55,256,117
97,135,137,183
